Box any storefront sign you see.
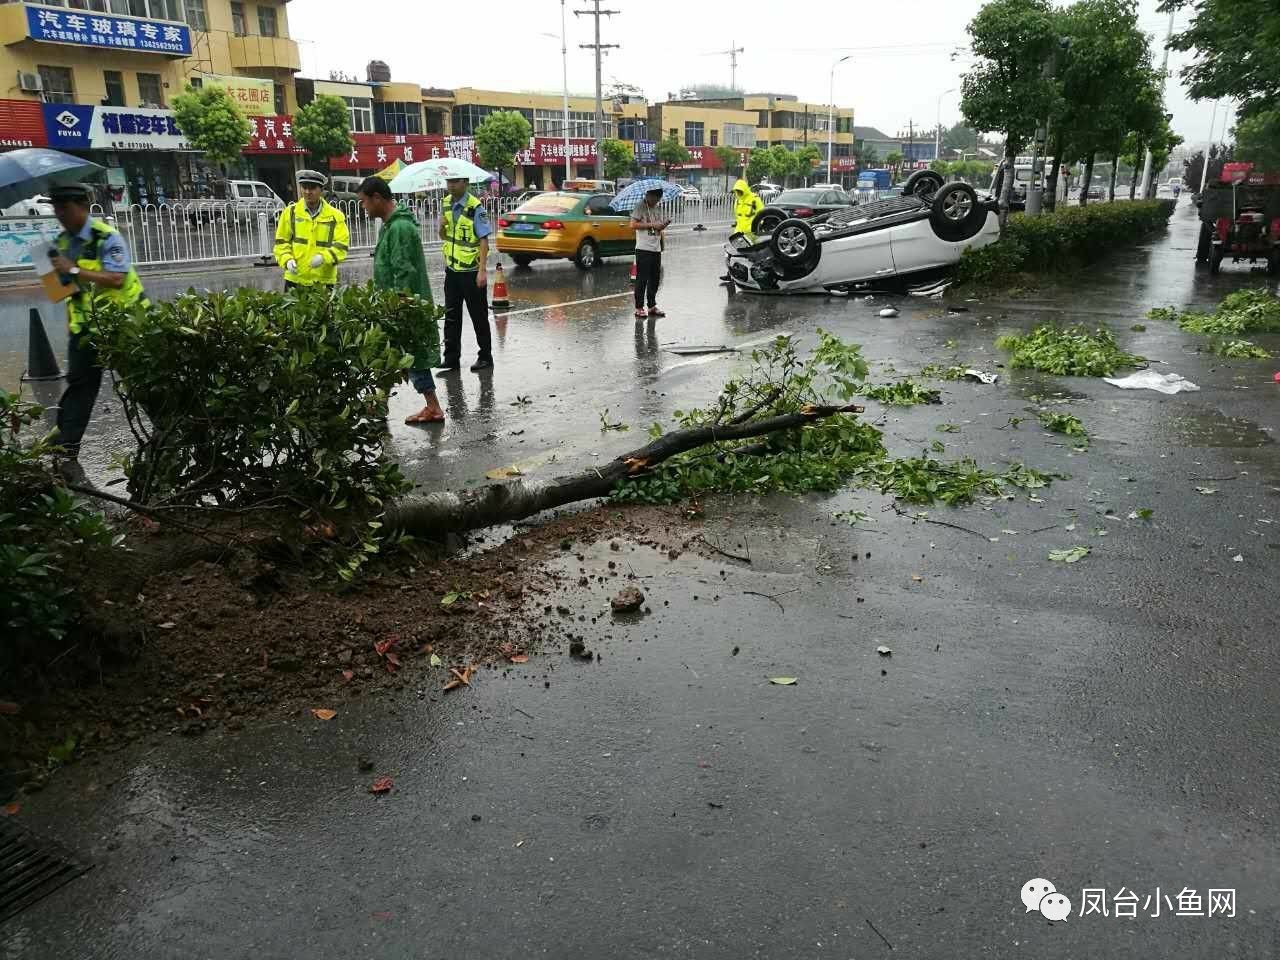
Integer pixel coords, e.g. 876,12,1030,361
675,146,750,170
831,156,858,172
0,217,62,268
530,138,597,165
331,133,445,171
243,115,305,154
42,103,95,149
25,6,191,56
92,107,188,151
443,136,477,165
197,74,274,118
633,140,656,164
0,99,49,149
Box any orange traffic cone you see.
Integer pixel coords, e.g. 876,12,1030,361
491,261,510,309
629,258,637,284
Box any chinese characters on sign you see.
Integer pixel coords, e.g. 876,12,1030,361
91,107,189,151
198,74,274,118
243,116,304,154
530,138,598,165
25,7,192,55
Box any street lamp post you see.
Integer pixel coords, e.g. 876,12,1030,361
542,11,573,185
935,87,955,164
828,55,851,183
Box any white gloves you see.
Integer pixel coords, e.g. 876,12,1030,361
309,253,325,268
285,259,297,274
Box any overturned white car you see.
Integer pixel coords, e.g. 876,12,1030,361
724,171,1000,294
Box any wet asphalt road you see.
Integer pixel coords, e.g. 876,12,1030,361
5,204,1280,959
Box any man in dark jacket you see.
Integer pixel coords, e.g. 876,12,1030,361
358,176,444,425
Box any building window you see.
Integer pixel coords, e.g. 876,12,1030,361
231,1,246,36
274,82,285,116
773,111,795,128
103,70,125,107
617,117,644,141
38,66,74,105
532,108,593,139
189,76,203,89
257,4,277,37
684,121,704,147
723,123,755,148
186,0,207,30
757,110,769,128
117,0,182,18
709,129,718,147
343,96,374,133
137,72,164,107
451,104,537,137
374,102,422,136
425,109,444,135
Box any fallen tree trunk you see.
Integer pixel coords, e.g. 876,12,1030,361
386,404,863,536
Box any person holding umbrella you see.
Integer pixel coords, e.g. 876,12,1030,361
273,169,349,290
629,186,671,319
438,175,493,372
47,182,149,477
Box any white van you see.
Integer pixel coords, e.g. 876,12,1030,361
329,176,364,203
174,179,284,222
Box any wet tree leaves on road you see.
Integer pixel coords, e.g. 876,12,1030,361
769,677,798,685
311,708,337,721
1048,546,1091,563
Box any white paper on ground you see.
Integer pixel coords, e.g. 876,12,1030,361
1103,370,1200,394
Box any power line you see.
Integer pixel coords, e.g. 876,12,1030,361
573,0,619,178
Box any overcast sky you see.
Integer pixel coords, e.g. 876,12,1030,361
291,0,1229,150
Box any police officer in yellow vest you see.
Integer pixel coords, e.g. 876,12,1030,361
437,176,493,372
274,169,349,289
48,182,148,478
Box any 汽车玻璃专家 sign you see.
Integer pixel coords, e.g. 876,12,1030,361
25,6,191,55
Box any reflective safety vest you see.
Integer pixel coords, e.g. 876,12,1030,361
442,194,483,272
734,187,764,238
273,199,350,285
57,219,148,335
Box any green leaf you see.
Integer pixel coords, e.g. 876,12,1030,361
769,677,798,685
429,653,442,667
1048,546,1090,564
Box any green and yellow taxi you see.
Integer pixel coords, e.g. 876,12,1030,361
496,186,635,270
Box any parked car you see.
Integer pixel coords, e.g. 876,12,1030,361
752,181,783,202
679,186,702,203
496,190,634,269
2,194,53,217
751,187,856,235
172,179,285,223
328,175,364,204
724,170,999,294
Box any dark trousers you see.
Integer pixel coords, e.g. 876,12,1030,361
634,250,661,309
442,268,492,366
55,330,103,457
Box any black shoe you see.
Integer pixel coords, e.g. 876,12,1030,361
470,358,494,372
719,273,732,282
56,458,86,484
436,363,461,373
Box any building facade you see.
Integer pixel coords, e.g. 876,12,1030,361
0,0,302,204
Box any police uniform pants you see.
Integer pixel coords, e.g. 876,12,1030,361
442,268,492,366
56,330,103,457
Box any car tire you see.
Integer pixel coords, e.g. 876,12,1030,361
1209,247,1223,275
903,170,945,198
754,209,784,235
574,238,598,270
929,182,985,241
769,218,818,266
512,254,534,268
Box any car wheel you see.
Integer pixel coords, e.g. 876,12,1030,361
903,170,945,198
930,182,985,241
770,218,817,266
1209,247,1223,275
754,210,784,235
574,238,598,270
512,254,534,268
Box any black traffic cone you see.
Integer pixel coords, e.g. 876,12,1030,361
22,308,61,381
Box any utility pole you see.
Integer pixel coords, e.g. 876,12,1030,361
574,0,619,179
1139,8,1175,200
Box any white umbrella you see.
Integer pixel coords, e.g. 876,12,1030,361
388,156,492,194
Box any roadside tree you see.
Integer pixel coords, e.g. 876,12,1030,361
294,94,354,174
713,146,741,191
600,138,636,180
657,135,690,175
475,110,533,194
172,85,253,175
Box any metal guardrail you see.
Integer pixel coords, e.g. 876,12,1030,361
2,190,893,274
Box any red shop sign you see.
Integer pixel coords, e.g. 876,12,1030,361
675,146,750,170
330,133,446,171
0,98,48,149
529,137,597,165
832,156,858,172
243,115,305,155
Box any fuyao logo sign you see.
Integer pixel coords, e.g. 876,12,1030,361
42,104,93,147
1022,878,1071,923
55,110,80,130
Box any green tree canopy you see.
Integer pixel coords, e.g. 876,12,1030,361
599,138,636,179
294,94,354,168
171,85,253,170
859,143,880,167
475,110,533,187
942,124,978,153
745,147,772,183
656,135,690,174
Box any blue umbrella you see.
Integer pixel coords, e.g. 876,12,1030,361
609,178,681,212
0,148,104,209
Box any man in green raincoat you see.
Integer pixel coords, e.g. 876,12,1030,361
358,176,445,425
